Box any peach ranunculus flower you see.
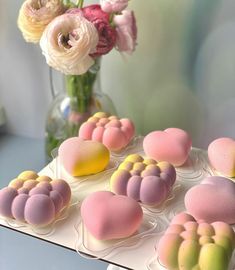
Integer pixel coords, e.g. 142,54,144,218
40,13,99,75
18,0,65,43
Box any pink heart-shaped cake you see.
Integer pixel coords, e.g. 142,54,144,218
143,128,192,166
208,137,235,177
78,112,135,151
110,154,176,206
185,176,235,224
81,191,143,240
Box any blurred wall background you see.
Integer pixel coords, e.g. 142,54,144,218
1,0,235,148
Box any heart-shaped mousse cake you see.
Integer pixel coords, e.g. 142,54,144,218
81,191,143,240
143,128,192,166
0,171,71,227
78,112,135,151
185,176,235,224
157,212,235,270
110,154,176,206
208,137,235,177
58,137,110,177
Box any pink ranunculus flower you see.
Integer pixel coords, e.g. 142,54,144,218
40,13,99,75
114,10,137,54
100,0,129,13
83,5,116,57
68,5,116,57
90,19,116,57
18,0,65,43
82,4,109,23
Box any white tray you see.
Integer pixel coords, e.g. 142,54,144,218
0,147,219,270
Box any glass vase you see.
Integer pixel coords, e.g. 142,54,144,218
45,60,116,161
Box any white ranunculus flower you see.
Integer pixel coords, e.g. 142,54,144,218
40,13,99,75
18,0,65,43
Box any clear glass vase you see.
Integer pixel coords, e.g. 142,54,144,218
45,60,116,161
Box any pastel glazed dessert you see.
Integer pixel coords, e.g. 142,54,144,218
110,154,176,206
185,176,235,224
78,112,135,151
0,171,71,227
143,128,192,166
58,137,110,177
208,137,235,177
81,191,143,240
157,212,235,270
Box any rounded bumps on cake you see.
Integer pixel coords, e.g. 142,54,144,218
78,112,135,151
110,154,176,206
58,137,110,177
0,171,71,227
208,137,235,177
157,212,235,270
81,191,143,240
143,128,192,166
185,176,235,224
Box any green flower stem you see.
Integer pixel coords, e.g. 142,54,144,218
78,0,84,8
63,0,77,8
63,0,71,7
109,13,115,24
63,0,69,5
65,72,97,113
46,60,102,161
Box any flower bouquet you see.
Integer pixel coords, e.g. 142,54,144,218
17,0,137,159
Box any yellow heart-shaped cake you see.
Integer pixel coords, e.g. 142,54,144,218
58,137,110,177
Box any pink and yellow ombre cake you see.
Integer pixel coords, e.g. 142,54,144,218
208,137,235,177
78,112,135,151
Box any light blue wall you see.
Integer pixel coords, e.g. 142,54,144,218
1,0,235,148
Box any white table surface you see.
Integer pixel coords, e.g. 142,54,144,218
0,140,214,270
